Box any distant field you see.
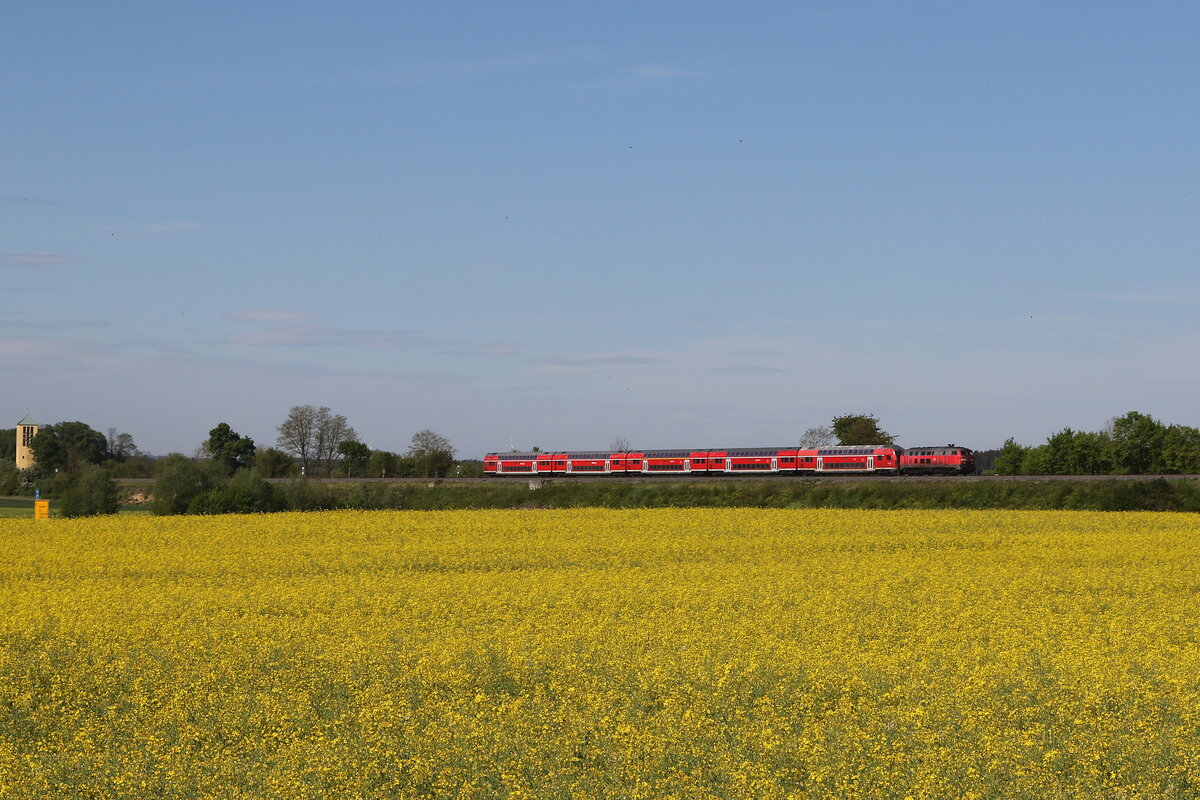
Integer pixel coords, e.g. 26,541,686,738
0,497,149,518
0,497,36,518
2,509,1198,798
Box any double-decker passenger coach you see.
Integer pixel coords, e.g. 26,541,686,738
797,445,901,475
486,444,916,477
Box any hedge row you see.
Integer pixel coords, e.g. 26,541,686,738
187,477,1200,514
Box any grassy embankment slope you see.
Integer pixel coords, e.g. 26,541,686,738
10,477,1200,516
276,477,1200,512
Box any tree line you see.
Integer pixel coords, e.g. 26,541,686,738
205,405,462,480
5,408,1199,517
987,411,1200,476
797,410,1200,476
1,404,468,516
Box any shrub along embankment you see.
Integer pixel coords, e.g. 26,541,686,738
254,477,1200,514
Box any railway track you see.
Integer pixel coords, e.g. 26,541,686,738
115,474,1200,486
231,474,1200,485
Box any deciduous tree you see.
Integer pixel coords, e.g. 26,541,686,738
276,405,358,477
60,465,120,517
991,438,1027,475
408,429,456,478
150,454,217,515
367,449,397,478
28,421,108,472
831,414,894,446
106,428,139,461
255,447,296,479
1107,411,1166,474
799,426,835,449
206,423,256,476
1,429,18,463
337,440,372,477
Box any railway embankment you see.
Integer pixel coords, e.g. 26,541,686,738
157,476,1200,514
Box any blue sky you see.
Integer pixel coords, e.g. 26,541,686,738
4,1,1198,457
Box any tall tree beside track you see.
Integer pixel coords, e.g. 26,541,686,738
276,405,358,477
337,440,372,477
206,423,257,476
408,429,456,478
799,426,835,448
27,421,108,472
0,429,17,464
831,414,895,446
105,428,139,461
254,448,296,479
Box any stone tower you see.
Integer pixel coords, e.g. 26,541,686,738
16,415,38,469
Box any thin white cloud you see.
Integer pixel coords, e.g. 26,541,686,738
628,65,706,79
1088,291,1200,306
467,341,521,357
526,354,664,367
0,253,76,269
584,63,713,89
723,346,785,358
144,221,201,235
4,196,62,206
708,365,787,374
226,325,327,346
386,51,577,84
0,336,99,360
0,319,110,330
90,221,201,236
223,314,521,359
226,323,445,350
123,336,193,355
224,310,312,323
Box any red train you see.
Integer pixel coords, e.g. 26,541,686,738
484,444,975,477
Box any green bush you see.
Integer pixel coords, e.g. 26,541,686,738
59,466,120,518
133,469,1200,516
275,480,341,512
0,462,19,496
151,455,218,515
185,471,281,515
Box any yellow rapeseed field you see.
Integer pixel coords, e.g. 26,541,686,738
1,508,1197,799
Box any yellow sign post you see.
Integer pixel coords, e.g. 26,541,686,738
34,500,49,520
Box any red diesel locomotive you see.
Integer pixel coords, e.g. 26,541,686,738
898,445,976,475
484,444,975,477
